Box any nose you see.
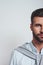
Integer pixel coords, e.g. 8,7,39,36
40,26,43,33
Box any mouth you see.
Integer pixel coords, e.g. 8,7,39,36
39,34,43,38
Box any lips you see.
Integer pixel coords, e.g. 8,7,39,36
39,34,43,37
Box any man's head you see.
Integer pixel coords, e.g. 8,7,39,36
31,8,43,24
30,8,43,43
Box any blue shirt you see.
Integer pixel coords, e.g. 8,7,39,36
10,42,43,65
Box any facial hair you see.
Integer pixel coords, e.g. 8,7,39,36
33,31,43,43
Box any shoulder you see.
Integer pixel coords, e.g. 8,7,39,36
13,42,32,56
10,42,35,65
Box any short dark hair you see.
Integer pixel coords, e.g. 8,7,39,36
31,8,43,24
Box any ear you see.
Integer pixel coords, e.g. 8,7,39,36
30,24,33,31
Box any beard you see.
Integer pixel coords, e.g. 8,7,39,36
33,31,43,43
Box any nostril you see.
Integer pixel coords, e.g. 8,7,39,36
41,32,43,34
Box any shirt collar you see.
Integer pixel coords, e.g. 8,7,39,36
30,41,43,55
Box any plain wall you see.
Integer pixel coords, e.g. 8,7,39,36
0,0,43,65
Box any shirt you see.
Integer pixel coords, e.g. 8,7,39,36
10,42,43,65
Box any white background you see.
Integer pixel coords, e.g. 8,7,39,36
0,0,43,65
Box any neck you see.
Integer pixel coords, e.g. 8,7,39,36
32,38,43,53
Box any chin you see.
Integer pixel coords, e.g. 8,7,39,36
38,39,43,43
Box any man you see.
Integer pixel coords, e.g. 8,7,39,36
10,8,43,65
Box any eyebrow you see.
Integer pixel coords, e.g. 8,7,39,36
34,24,42,26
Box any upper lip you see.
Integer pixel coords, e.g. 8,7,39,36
39,34,43,37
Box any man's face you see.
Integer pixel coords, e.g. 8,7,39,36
30,17,43,43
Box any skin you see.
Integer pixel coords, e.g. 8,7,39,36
30,17,43,53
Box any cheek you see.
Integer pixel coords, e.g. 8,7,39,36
33,27,40,34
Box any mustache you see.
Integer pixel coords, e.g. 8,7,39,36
37,32,43,35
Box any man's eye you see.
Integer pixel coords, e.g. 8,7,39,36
35,24,41,27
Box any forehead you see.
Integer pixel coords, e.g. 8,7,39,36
33,17,43,25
